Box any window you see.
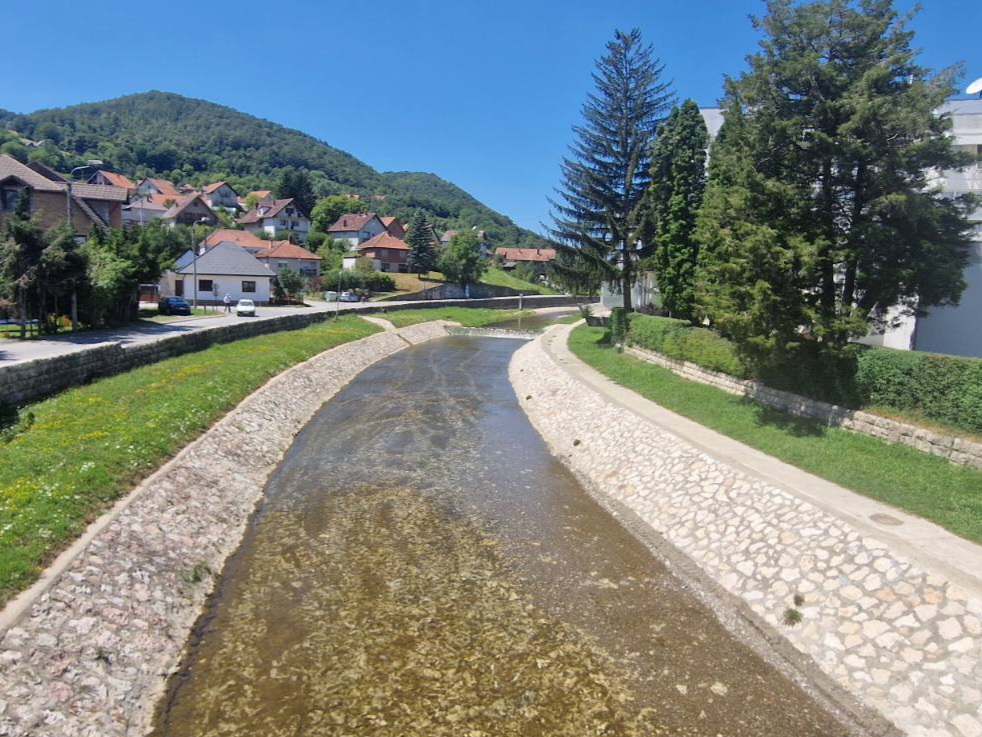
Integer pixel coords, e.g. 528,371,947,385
277,262,288,269
379,248,388,257
242,281,256,293
199,279,213,292
1,186,25,213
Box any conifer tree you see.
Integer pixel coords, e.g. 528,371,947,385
276,169,316,217
696,0,977,360
550,29,674,310
405,210,437,277
640,100,708,320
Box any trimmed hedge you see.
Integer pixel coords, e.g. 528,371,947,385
625,314,748,378
624,314,982,435
856,348,982,434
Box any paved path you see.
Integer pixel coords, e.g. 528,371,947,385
510,323,982,737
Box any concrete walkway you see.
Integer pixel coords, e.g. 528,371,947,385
510,322,982,737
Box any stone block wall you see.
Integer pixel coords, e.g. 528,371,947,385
623,344,982,471
0,296,590,407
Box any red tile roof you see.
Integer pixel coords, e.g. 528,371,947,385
141,178,180,195
95,171,135,189
381,216,405,237
204,228,266,247
495,247,557,263
202,181,237,195
162,194,217,221
355,232,409,252
266,241,321,261
328,212,379,232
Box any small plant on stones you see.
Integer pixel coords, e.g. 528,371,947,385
184,561,211,585
573,439,581,447
782,593,805,627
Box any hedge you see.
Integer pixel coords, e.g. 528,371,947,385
624,314,982,435
856,348,982,434
625,314,748,378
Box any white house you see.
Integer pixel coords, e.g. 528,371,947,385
173,241,273,304
136,178,180,197
201,181,239,211
327,212,386,247
237,198,311,243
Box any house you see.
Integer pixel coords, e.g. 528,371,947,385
494,247,557,276
203,228,267,249
0,155,128,237
201,181,239,211
251,240,321,278
161,194,219,227
442,227,490,256
171,241,273,305
136,178,180,197
88,170,136,193
237,198,310,243
327,212,386,247
381,216,405,239
122,196,168,227
350,231,410,273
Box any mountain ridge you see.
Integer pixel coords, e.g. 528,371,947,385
0,91,547,247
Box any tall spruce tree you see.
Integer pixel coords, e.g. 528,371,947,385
405,210,437,277
550,29,674,311
696,0,977,361
640,99,709,320
276,169,316,217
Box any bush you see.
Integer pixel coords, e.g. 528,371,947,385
626,314,747,378
856,348,982,434
609,307,628,344
323,268,395,295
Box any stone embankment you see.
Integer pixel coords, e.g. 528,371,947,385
0,320,451,737
623,344,982,471
511,330,982,737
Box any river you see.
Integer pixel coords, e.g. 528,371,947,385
149,334,853,737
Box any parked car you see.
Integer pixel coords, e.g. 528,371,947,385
158,296,191,316
236,299,256,316
339,290,360,303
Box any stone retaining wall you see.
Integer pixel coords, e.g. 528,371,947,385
0,295,588,407
623,344,982,471
0,321,451,737
512,336,982,737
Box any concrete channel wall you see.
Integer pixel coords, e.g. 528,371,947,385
622,344,982,471
0,295,588,407
511,333,982,737
0,321,452,737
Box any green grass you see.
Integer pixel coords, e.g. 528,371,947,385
0,316,380,605
569,325,982,544
382,307,535,328
480,267,557,295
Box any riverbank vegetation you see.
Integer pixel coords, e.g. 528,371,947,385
569,325,982,545
0,316,379,605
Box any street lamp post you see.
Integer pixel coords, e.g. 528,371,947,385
335,267,342,320
190,216,210,311
65,160,102,333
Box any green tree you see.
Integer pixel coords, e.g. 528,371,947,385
0,196,46,336
438,229,486,288
639,100,708,320
696,0,977,363
276,169,316,217
405,210,437,276
310,195,368,233
550,29,674,310
275,267,305,300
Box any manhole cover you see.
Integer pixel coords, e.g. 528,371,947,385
870,513,903,526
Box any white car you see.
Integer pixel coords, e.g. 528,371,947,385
236,299,256,316
339,291,360,303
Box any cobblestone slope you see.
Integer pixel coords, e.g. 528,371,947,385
510,335,982,737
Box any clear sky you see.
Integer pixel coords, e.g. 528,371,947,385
1,0,979,236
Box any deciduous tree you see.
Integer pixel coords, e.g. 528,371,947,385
438,229,486,288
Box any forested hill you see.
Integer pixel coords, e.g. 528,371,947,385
0,91,548,247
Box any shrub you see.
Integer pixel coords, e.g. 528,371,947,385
626,314,748,378
856,348,982,434
609,307,628,344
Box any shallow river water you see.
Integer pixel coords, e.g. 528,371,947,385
149,335,852,737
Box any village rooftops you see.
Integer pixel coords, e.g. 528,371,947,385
204,228,267,248
494,247,557,262
237,198,306,224
177,241,272,277
89,170,136,190
328,212,380,232
355,231,409,251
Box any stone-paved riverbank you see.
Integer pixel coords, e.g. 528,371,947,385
510,330,982,737
0,321,451,737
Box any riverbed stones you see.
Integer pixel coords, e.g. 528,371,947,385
0,321,452,737
510,334,982,737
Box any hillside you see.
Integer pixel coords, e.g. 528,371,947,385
0,91,547,248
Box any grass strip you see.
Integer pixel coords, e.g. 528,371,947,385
0,316,380,604
480,267,557,295
569,325,982,545
383,307,534,328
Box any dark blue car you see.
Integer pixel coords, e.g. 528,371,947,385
158,296,192,316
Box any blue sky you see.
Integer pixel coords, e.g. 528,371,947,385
1,0,979,235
